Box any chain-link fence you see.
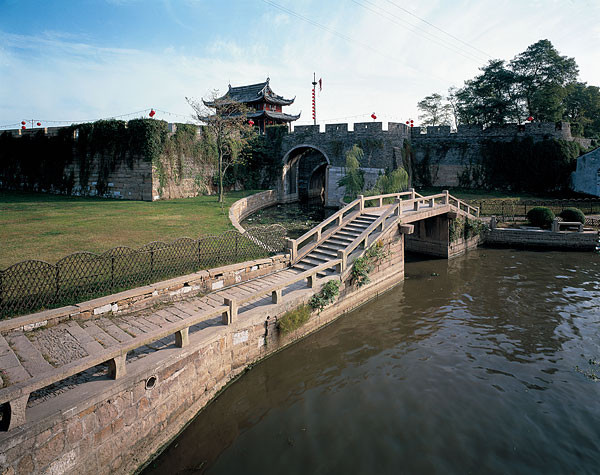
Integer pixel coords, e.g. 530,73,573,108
467,199,600,218
0,225,287,318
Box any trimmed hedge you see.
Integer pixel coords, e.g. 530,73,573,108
527,206,555,228
559,207,585,224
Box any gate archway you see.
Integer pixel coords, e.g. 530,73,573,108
281,145,330,204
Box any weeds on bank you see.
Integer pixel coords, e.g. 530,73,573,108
277,305,312,335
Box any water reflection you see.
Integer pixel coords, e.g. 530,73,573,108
145,249,600,475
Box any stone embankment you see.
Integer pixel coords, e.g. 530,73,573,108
228,190,279,232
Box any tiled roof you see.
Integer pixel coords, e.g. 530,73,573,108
247,110,301,121
205,78,295,106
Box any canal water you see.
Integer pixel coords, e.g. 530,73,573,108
145,249,600,474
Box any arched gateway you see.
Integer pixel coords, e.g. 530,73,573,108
281,145,330,204
279,122,411,207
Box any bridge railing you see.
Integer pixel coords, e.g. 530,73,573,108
0,257,342,431
288,197,363,263
337,199,403,273
287,189,479,265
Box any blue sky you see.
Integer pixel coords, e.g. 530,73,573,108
1,0,599,129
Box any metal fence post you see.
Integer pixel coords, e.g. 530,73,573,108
111,257,115,290
236,233,239,258
150,249,154,277
54,267,60,303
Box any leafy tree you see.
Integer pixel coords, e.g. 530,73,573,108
368,167,409,195
338,145,364,200
187,91,256,203
563,83,600,138
458,59,520,126
417,93,452,126
510,39,579,120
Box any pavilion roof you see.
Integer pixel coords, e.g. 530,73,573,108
204,78,295,107
247,110,301,122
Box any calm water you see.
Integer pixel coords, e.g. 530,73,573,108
145,249,600,474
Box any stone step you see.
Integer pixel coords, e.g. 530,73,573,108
335,231,360,240
292,262,316,272
344,224,368,233
5,334,53,376
81,321,121,348
300,256,329,267
311,248,338,259
0,334,30,386
320,242,345,253
327,237,353,247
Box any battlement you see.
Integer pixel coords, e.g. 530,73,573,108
291,121,410,137
411,121,572,140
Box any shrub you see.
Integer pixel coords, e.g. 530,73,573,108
559,207,585,224
309,279,340,312
278,304,312,335
527,207,555,228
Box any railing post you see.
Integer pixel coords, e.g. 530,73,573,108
410,188,415,199
223,297,237,324
395,198,402,216
490,216,497,230
551,218,559,232
378,197,383,207
272,288,282,304
337,249,346,272
337,214,343,226
108,353,126,379
430,197,435,208
316,228,322,242
359,195,364,211
307,273,317,289
6,394,29,430
175,327,189,348
413,199,419,211
443,190,449,205
286,238,297,262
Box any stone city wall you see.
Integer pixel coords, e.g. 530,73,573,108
0,226,406,475
408,122,575,187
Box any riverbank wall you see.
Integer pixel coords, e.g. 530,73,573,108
228,190,279,232
483,228,598,251
0,225,406,475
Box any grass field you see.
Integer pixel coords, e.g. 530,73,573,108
0,190,258,269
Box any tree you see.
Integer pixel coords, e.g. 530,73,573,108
187,91,255,203
417,93,451,126
459,59,520,126
446,87,461,128
563,82,600,138
338,145,364,200
510,39,579,120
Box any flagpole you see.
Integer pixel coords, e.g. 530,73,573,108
312,72,317,126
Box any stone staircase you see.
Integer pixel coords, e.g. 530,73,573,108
292,212,380,277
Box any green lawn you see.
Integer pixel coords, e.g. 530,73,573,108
0,190,258,269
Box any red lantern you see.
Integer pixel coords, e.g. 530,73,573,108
410,119,414,123
36,122,41,126
406,121,409,125
149,109,156,118
371,113,377,120
21,126,26,130
21,121,26,125
410,124,414,128
527,116,534,122
248,119,254,126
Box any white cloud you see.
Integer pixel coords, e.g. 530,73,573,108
1,0,599,128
